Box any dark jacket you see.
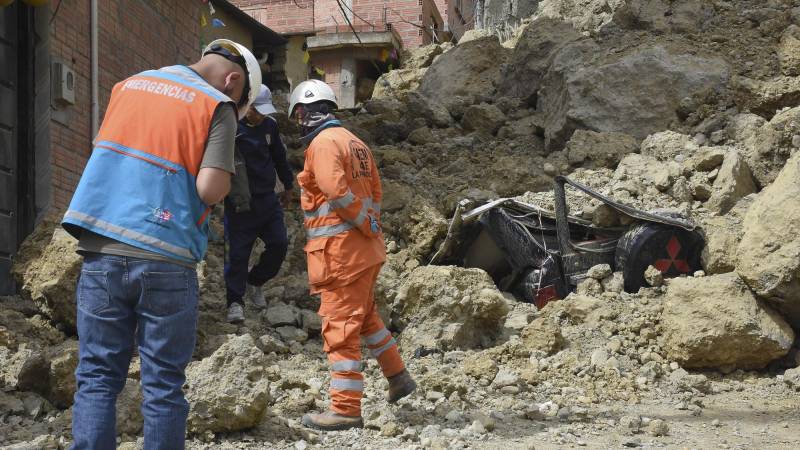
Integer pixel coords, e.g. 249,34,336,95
227,116,293,212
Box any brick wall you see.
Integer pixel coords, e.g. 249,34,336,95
49,0,202,211
236,0,442,49
237,0,315,35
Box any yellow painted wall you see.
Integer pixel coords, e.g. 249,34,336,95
284,35,310,93
200,7,253,50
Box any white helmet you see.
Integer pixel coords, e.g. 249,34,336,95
203,39,262,114
288,79,338,118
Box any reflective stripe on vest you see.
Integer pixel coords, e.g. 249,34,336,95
62,65,231,264
64,210,195,260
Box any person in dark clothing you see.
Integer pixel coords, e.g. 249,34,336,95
225,84,293,323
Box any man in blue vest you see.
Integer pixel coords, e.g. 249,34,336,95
62,39,262,450
225,84,294,323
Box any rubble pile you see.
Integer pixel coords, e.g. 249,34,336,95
3,0,800,448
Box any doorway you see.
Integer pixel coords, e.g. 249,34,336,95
0,3,38,294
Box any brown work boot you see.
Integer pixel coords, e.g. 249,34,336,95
387,369,417,403
301,410,364,431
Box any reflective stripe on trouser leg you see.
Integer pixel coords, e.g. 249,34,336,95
322,313,365,417
329,353,364,417
361,305,405,379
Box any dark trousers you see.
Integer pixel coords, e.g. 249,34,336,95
224,192,289,306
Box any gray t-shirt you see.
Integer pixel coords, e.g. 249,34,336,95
77,103,237,267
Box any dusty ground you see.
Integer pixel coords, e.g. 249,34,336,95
4,1,800,449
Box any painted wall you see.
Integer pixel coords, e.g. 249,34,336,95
200,4,254,49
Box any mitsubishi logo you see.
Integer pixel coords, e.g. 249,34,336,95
654,235,690,273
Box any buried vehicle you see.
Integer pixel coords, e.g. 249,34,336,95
430,176,704,308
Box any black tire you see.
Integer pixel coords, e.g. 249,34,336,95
615,222,704,293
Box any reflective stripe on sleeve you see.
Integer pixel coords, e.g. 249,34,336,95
304,196,374,220
329,190,356,209
306,222,354,239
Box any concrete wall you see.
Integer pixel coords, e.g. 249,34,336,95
448,0,478,39
481,0,538,32
50,0,202,211
449,0,538,40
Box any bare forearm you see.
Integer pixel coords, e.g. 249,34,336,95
196,167,231,205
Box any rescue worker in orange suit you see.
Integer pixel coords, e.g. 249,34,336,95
291,80,417,431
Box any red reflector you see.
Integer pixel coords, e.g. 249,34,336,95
535,285,559,309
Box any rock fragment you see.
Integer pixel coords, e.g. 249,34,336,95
662,273,794,369
185,335,271,434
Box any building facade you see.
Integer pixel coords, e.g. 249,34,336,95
0,0,281,293
233,0,446,108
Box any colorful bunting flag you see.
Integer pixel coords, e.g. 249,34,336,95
200,14,208,27
302,51,310,64
211,18,225,27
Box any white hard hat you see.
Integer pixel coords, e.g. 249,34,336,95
203,39,262,114
288,79,338,118
252,84,277,115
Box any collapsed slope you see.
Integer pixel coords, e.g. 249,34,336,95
3,0,800,448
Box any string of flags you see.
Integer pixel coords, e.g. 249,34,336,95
200,0,225,30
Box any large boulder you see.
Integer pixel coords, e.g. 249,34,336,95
639,130,694,162
461,103,507,135
565,130,639,169
372,68,427,101
498,17,583,106
732,76,800,118
778,25,800,76
727,112,794,188
700,194,755,274
401,44,444,70
185,334,271,434
47,340,79,408
662,273,794,369
0,344,49,392
736,153,800,328
705,150,757,215
12,220,82,332
392,266,510,352
419,36,511,112
535,0,711,35
540,44,729,149
405,92,454,128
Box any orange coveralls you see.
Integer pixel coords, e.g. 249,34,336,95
297,126,405,417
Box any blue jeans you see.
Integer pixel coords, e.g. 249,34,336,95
71,253,198,450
